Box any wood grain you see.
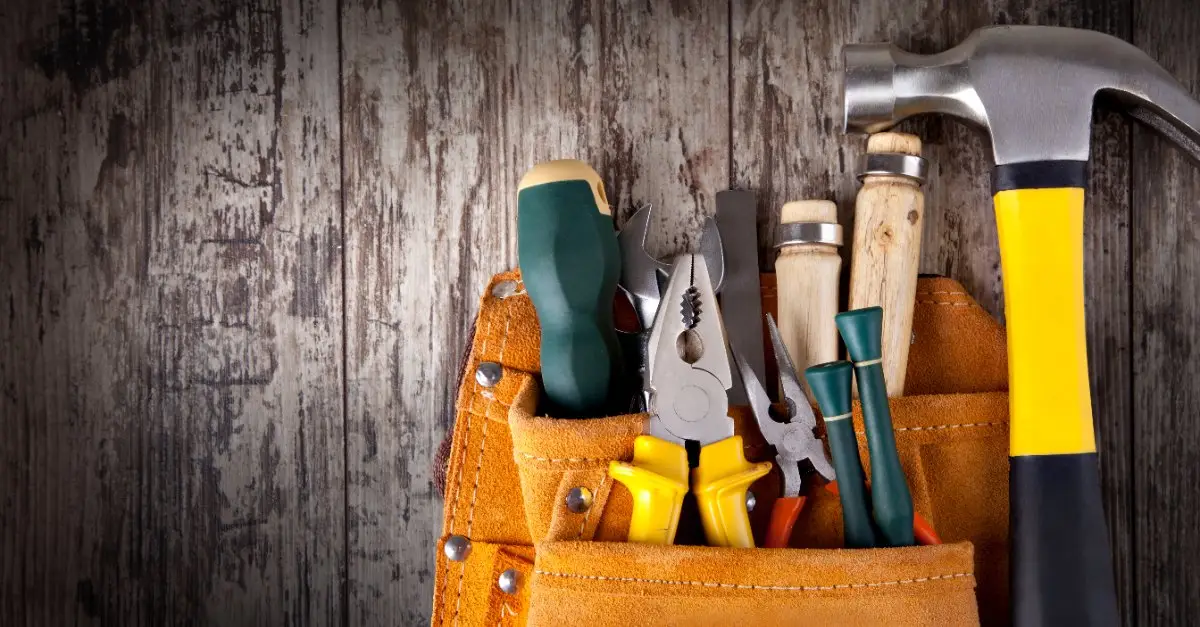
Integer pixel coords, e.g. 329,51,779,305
1133,3,1200,623
1,0,345,623
339,1,728,623
847,133,925,396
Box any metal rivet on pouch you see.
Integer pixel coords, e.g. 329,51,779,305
492,280,519,298
444,535,472,562
745,491,757,513
498,568,522,594
475,362,503,388
566,487,593,513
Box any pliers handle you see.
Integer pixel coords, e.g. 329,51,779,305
609,435,770,547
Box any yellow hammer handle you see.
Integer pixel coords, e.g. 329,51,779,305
692,436,772,548
994,181,1118,623
994,187,1095,456
608,436,689,545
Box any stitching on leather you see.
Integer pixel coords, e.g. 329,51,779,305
896,421,1001,432
450,299,513,625
454,303,513,625
915,291,967,296
446,305,493,625
577,474,608,540
465,406,513,421
467,396,513,416
532,569,973,591
854,421,1002,435
515,452,613,464
466,306,514,532
497,602,518,626
916,300,972,307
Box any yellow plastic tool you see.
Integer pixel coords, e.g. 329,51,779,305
607,253,771,548
607,436,689,545
609,435,768,547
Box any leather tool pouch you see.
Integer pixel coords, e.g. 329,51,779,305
432,272,1011,626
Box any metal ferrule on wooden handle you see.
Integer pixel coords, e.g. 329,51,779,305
848,133,927,397
775,200,843,397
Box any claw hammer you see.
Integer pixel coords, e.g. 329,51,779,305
842,25,1200,625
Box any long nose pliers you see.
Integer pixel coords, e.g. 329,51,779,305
734,314,838,549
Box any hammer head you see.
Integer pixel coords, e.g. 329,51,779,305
843,25,1200,166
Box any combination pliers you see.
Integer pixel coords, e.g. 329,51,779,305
608,253,771,547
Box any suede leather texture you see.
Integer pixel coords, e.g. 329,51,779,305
432,271,1010,626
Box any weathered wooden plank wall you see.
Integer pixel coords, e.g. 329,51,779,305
1,0,345,624
4,0,1200,625
1133,4,1200,625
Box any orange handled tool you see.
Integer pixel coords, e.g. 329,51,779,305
734,315,836,549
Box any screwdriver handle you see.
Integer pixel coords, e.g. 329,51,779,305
806,360,877,548
837,307,915,547
517,160,624,417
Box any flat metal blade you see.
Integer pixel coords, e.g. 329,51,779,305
715,189,764,405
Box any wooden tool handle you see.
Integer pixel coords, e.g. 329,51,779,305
848,133,925,397
776,200,841,397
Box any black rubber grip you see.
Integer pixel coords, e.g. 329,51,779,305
993,160,1088,192
1010,454,1119,626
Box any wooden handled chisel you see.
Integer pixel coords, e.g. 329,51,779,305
847,133,928,397
775,200,843,397
517,160,624,417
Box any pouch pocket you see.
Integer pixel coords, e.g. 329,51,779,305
528,540,978,626
509,372,1011,623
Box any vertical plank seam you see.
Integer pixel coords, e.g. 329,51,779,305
1126,3,1138,621
726,0,734,186
336,0,350,623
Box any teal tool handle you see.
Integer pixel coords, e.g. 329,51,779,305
836,307,914,547
517,169,624,418
806,361,876,549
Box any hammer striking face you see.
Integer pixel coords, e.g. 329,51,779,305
841,25,1200,626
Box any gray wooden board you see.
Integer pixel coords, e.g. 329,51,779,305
6,0,1200,625
1133,3,1200,624
1,0,346,624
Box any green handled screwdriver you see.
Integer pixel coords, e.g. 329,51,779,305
836,307,914,547
805,360,877,548
517,160,624,418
